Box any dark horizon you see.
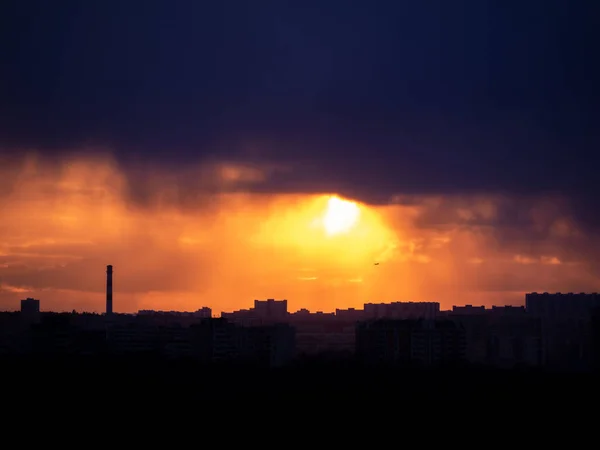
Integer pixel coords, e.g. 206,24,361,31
0,291,584,316
4,292,600,373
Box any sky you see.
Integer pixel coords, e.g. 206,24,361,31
0,1,598,314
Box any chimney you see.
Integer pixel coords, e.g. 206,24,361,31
106,265,113,316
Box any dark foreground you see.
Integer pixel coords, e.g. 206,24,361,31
3,355,598,396
2,356,593,445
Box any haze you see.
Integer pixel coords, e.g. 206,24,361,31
1,154,597,314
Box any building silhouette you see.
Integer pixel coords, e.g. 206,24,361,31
4,281,600,372
20,297,40,325
106,265,113,317
356,319,466,366
526,292,600,370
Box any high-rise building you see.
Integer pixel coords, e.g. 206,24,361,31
253,299,288,321
20,297,40,324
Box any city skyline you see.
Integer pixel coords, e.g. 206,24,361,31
5,291,600,371
2,0,598,420
5,288,595,317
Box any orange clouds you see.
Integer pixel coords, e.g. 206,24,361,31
1,153,599,314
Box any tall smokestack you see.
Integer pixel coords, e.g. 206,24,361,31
106,265,113,316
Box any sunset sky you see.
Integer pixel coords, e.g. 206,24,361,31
0,1,598,314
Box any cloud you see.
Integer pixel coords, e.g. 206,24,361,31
0,283,33,294
1,152,600,314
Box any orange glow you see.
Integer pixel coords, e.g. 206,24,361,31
0,154,598,314
322,196,360,236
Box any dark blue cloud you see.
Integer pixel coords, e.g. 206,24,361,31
1,0,598,214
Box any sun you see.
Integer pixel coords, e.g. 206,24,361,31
322,196,360,236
